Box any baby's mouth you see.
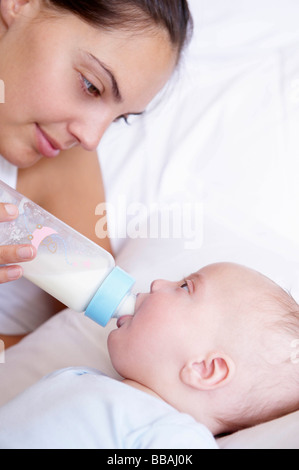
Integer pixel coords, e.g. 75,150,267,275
117,315,133,328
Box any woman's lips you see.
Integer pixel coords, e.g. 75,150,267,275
35,124,61,158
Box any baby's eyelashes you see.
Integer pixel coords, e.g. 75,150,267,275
180,278,195,294
180,281,190,292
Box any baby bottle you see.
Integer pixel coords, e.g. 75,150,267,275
0,180,136,327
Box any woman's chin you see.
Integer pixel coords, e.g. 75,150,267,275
3,148,42,169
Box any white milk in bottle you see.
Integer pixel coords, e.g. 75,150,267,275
0,180,136,327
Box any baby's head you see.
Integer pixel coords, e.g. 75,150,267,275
108,262,299,435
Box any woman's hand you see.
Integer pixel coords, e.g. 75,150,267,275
0,203,36,283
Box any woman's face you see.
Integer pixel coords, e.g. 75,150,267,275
0,0,176,167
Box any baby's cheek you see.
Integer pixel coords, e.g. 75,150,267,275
107,329,136,375
107,330,122,367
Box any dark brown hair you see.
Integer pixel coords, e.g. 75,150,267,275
45,0,192,58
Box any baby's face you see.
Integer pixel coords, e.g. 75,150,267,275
108,262,282,387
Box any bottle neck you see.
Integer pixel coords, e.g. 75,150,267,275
85,266,135,327
113,292,136,319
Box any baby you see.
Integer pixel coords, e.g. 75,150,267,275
109,262,299,435
0,262,298,449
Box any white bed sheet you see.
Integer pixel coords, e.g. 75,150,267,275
0,0,298,449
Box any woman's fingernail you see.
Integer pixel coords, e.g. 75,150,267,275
17,246,34,260
5,204,18,217
7,266,22,280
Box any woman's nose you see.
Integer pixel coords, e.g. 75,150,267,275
67,114,112,151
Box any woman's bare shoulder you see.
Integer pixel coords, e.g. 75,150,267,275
17,147,112,253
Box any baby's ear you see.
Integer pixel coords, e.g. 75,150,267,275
1,0,29,27
180,352,235,391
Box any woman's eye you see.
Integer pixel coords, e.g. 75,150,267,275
81,75,101,98
114,115,130,125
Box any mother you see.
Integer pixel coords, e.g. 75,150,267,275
0,0,192,335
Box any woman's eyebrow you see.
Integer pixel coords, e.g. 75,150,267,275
83,51,123,103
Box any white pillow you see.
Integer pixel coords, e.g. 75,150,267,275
218,411,299,449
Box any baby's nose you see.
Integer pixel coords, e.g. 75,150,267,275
150,279,170,293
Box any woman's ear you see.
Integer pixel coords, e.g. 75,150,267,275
180,352,235,391
1,0,30,27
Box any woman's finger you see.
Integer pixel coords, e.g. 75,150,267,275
0,203,19,221
0,244,36,284
0,265,23,284
0,244,36,265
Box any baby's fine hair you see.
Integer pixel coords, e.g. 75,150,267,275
217,289,299,434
